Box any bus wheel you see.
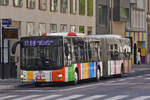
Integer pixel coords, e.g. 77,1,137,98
74,71,79,85
34,82,41,87
96,68,101,81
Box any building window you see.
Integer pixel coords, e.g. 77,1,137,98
98,5,107,25
27,22,34,36
137,0,144,9
50,0,58,11
0,0,9,5
61,0,68,13
27,0,36,9
39,0,47,10
79,0,85,15
87,0,93,16
70,0,76,14
50,24,57,33
13,0,23,7
39,23,46,35
70,25,76,32
87,26,92,35
60,24,67,32
120,8,129,19
79,26,84,33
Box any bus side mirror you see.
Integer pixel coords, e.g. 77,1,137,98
12,41,20,55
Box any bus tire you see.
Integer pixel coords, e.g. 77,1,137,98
34,82,41,87
96,68,101,81
74,71,79,85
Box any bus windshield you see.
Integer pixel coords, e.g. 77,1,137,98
20,37,63,70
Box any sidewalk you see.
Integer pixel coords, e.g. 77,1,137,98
132,64,150,72
0,79,19,90
0,64,150,90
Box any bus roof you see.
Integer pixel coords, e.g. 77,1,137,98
42,32,86,37
86,35,122,39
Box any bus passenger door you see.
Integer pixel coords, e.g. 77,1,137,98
64,38,75,82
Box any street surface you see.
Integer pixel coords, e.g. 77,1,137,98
0,65,150,100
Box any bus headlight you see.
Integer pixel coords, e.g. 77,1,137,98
20,75,24,79
57,74,63,78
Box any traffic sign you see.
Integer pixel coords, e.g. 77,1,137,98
2,19,12,26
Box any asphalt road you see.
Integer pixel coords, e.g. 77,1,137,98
1,68,150,100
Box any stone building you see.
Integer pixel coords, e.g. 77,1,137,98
125,0,147,64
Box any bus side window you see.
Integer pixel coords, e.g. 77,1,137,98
114,44,119,60
72,38,80,63
109,44,114,59
88,42,94,62
64,38,72,67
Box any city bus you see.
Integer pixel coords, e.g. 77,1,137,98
12,32,132,85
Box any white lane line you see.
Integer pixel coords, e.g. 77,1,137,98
104,95,128,100
12,95,39,100
32,95,61,100
56,95,83,100
131,96,150,100
80,95,106,100
0,95,18,100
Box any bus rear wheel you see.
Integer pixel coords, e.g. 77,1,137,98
74,71,79,85
96,68,101,81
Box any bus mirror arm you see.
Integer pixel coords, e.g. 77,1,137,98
12,41,20,55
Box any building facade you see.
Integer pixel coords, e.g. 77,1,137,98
147,0,150,64
96,0,148,64
0,0,96,78
125,0,148,64
96,0,130,37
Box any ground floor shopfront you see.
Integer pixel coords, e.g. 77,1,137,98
125,32,147,64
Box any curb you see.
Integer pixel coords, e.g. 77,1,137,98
0,85,17,90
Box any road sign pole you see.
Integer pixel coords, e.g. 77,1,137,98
0,20,4,79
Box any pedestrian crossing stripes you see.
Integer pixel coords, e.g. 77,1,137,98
130,96,150,100
32,95,61,100
80,95,106,100
0,95,17,100
11,95,39,100
104,95,128,100
1,94,150,100
56,95,83,100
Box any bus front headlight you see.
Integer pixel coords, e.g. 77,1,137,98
57,74,63,78
21,75,24,79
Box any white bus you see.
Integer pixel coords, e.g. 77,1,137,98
12,32,132,85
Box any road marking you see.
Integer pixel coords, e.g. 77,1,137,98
80,95,106,100
118,79,126,81
136,76,143,78
16,82,150,93
145,78,150,80
0,95,18,100
131,96,150,100
32,95,61,100
104,95,128,100
56,95,83,100
144,74,150,76
127,77,135,80
12,95,39,100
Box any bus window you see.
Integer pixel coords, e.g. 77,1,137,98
110,44,113,50
64,38,72,66
88,41,93,62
